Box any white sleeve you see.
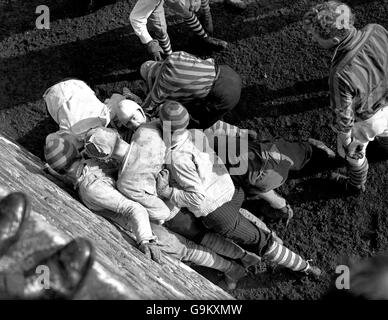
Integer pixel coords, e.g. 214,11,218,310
130,0,161,44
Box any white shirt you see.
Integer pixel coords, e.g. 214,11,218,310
130,0,164,44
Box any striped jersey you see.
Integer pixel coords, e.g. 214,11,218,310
329,24,388,134
142,51,217,114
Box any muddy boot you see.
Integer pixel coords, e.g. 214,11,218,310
22,238,95,300
240,251,262,268
0,192,30,258
329,172,366,195
301,261,323,279
224,261,246,290
263,236,323,279
202,36,228,50
225,0,247,10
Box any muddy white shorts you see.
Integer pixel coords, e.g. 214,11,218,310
43,79,110,139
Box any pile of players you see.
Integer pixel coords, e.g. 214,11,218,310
4,1,388,297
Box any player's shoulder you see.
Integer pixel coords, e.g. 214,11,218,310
365,23,388,32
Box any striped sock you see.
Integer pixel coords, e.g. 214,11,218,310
201,0,210,10
184,240,233,273
201,0,211,19
184,12,208,38
264,241,307,272
348,158,368,188
200,233,246,260
156,34,172,55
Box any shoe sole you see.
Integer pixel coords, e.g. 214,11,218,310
69,239,96,299
0,192,31,258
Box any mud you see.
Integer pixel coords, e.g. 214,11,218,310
1,0,388,300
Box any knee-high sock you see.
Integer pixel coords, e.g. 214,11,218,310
348,158,369,187
201,0,212,20
200,233,246,260
183,239,233,273
155,34,172,55
263,241,308,271
184,12,208,38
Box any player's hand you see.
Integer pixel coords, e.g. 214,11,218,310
278,204,293,227
156,169,173,198
139,240,162,263
345,141,365,160
146,40,163,61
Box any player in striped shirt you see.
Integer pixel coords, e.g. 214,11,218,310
130,0,227,61
303,1,388,193
140,51,242,128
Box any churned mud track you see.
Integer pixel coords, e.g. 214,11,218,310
1,0,388,299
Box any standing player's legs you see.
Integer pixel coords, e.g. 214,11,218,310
165,0,227,48
148,1,173,55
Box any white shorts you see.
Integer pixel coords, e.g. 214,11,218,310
43,79,110,139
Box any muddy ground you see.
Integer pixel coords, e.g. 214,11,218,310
1,0,388,300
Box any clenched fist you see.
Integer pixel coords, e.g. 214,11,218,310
156,169,173,199
146,40,164,61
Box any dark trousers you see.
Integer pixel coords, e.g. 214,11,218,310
165,189,272,256
201,189,272,256
186,65,242,129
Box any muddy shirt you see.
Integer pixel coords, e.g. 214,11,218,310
220,138,311,195
118,120,166,197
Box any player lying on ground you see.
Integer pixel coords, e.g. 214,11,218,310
303,1,388,194
43,131,261,289
130,0,228,61
207,121,336,224
43,78,145,148
85,101,322,278
140,51,242,128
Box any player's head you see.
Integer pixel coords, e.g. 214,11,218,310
116,99,147,131
159,100,190,135
303,1,355,49
44,131,81,174
84,127,121,161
